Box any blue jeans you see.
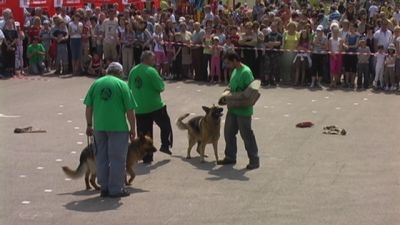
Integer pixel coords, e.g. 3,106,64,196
29,61,45,75
224,112,259,163
94,131,129,195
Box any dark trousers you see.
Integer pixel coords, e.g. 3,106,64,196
311,54,325,78
224,112,259,163
357,63,370,88
242,49,256,77
136,106,173,162
192,47,205,81
133,47,142,66
202,53,211,81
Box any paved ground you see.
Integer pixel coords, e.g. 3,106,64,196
1,75,400,225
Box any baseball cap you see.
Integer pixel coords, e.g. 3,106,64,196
316,25,324,31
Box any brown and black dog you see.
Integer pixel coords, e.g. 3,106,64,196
176,105,223,163
62,134,157,190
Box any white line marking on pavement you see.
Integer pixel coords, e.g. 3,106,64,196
70,151,77,154
19,175,27,178
36,167,44,170
65,178,71,181
56,159,63,162
0,113,21,118
21,201,31,205
44,189,53,193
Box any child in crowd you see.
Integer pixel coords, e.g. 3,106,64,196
294,29,310,86
357,38,371,89
88,51,103,77
373,45,386,89
210,36,221,83
223,37,235,84
172,33,183,80
39,20,52,72
165,35,175,80
153,23,168,77
15,22,25,76
384,44,396,91
328,25,343,88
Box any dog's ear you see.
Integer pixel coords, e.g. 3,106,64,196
217,107,224,113
202,106,210,114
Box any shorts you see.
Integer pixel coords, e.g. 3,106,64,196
70,38,82,61
155,51,167,66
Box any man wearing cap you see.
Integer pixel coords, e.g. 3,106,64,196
84,62,137,198
128,51,173,164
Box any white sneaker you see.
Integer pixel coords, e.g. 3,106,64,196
391,86,397,91
317,81,322,88
310,82,315,88
384,86,389,91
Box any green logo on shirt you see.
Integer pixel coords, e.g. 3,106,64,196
134,77,143,89
100,88,112,101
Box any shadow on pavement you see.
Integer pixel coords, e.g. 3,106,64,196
58,189,100,196
173,155,249,181
135,159,171,176
64,196,123,212
63,187,148,212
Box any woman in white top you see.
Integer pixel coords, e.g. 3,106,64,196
328,24,344,88
69,14,83,76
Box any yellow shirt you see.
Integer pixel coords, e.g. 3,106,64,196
283,31,299,50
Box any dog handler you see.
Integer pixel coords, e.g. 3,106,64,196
128,50,173,163
218,51,260,170
84,62,137,198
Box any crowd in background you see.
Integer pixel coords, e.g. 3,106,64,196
0,0,400,91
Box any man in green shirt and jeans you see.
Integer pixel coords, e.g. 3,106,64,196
84,62,137,198
128,51,173,164
217,51,260,170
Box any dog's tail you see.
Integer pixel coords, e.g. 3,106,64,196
62,163,87,179
176,113,190,130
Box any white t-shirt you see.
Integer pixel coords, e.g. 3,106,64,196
60,14,71,24
69,21,83,38
369,5,379,18
102,18,119,44
394,11,400,24
375,53,386,66
373,29,393,49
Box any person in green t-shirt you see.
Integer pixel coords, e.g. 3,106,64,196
128,51,173,164
84,62,137,198
217,51,260,170
27,37,45,75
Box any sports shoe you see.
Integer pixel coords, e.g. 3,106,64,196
246,163,260,170
391,86,397,91
159,146,172,155
384,86,389,91
109,189,130,198
100,190,109,198
217,158,236,165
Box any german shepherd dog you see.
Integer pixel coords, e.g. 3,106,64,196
62,134,157,190
176,105,224,163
